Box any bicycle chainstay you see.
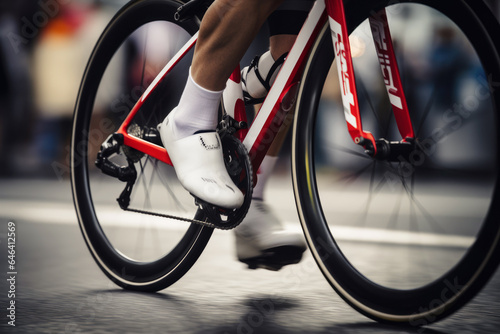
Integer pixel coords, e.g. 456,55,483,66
95,116,252,230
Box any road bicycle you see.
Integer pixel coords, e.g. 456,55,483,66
71,0,500,326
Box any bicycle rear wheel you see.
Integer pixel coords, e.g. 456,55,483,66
293,0,500,325
71,0,211,292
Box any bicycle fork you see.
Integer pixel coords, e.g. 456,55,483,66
326,0,416,160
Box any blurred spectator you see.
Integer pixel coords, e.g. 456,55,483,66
428,25,469,108
0,2,38,176
30,1,108,177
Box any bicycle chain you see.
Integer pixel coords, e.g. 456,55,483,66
123,206,238,230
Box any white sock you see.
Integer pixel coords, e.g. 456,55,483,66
170,68,223,139
253,155,278,200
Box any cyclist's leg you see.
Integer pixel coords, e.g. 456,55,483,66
234,0,315,270
242,0,314,102
268,0,315,58
191,0,284,91
159,0,283,209
242,0,315,209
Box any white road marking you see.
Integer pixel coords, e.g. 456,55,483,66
0,200,474,248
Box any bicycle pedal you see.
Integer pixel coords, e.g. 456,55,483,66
239,246,305,271
193,196,244,229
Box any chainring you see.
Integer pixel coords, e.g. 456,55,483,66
194,133,253,230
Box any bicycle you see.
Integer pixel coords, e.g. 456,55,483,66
71,0,500,327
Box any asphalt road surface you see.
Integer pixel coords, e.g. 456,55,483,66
0,178,499,334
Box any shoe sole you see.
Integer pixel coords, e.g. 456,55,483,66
239,246,305,271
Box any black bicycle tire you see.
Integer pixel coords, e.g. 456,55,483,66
71,0,213,292
292,0,500,325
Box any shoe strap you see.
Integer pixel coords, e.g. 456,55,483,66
253,52,288,92
242,52,288,104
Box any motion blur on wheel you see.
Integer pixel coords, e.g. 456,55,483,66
293,0,500,325
71,0,215,292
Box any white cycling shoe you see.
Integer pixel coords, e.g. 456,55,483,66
159,111,244,209
234,200,307,270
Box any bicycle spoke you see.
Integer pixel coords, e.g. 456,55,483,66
328,143,372,159
132,158,154,258
140,26,150,91
408,171,418,233
134,158,153,209
144,160,164,254
415,86,437,138
336,160,375,184
355,161,380,226
387,186,404,230
357,77,387,136
382,105,394,139
399,168,446,234
156,165,190,212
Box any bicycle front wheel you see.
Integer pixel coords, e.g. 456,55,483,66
71,0,212,292
293,0,500,325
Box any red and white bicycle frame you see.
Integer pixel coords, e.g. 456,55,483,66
116,0,414,174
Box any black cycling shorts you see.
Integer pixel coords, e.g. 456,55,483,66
269,0,315,36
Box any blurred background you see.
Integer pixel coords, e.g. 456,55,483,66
0,0,498,180
1,0,125,178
